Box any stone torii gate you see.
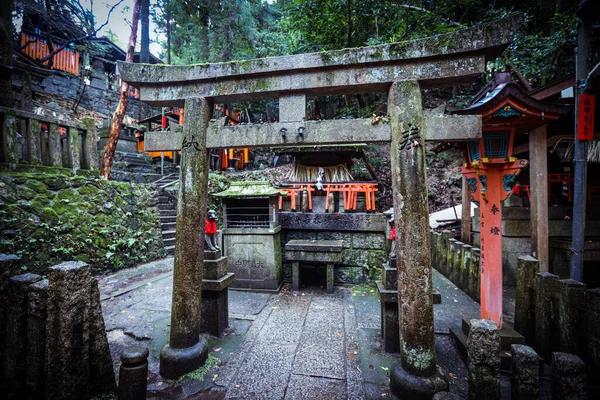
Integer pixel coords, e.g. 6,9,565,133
119,16,518,399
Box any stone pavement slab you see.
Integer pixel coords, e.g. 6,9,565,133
292,296,346,380
284,374,347,400
225,340,298,399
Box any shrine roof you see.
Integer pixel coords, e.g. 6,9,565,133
454,82,572,133
213,181,285,198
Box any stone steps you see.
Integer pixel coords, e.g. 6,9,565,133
165,244,175,255
160,216,176,224
162,230,176,240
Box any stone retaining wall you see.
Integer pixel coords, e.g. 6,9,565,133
0,172,164,274
13,71,156,120
431,230,480,302
280,212,388,284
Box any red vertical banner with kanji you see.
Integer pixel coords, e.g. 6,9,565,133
578,94,596,140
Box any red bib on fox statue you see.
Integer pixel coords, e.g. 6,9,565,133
205,219,217,235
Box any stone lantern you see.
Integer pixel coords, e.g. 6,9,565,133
459,119,528,329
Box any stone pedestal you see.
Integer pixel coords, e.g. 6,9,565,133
201,250,234,337
377,262,442,354
223,226,283,291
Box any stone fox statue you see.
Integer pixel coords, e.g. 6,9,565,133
205,209,220,251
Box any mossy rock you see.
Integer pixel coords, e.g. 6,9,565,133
31,196,51,209
14,176,28,185
43,176,69,191
57,189,82,203
70,176,87,188
39,207,59,224
78,184,100,196
52,198,69,215
25,179,47,194
20,187,37,201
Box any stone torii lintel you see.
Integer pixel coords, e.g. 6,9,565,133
118,16,520,105
142,114,482,151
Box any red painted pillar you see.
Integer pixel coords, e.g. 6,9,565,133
459,159,527,329
479,167,504,328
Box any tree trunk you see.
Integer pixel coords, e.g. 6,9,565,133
0,0,13,108
100,0,141,180
140,0,150,63
346,0,352,48
166,0,171,64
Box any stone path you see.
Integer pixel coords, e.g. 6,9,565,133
98,257,505,399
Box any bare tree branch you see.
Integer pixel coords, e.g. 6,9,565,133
393,3,463,27
37,0,126,63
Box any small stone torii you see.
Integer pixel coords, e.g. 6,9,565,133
119,16,518,399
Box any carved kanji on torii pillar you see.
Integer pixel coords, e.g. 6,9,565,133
459,155,527,328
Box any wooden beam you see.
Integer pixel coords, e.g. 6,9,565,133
529,125,549,271
143,114,482,151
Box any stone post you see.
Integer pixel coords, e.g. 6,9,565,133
557,279,586,355
159,97,210,379
81,118,99,170
46,262,92,400
588,288,600,379
68,127,81,173
551,352,586,400
467,319,501,400
26,279,49,399
1,111,18,164
4,273,42,397
515,256,539,344
511,344,540,400
0,254,20,387
49,122,62,167
388,80,447,398
470,248,480,302
535,272,559,361
27,118,43,165
118,345,149,400
460,244,473,292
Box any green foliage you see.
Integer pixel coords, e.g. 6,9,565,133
178,354,220,382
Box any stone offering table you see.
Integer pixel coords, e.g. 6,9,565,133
284,240,344,293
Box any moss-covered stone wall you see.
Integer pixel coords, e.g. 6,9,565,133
0,173,164,274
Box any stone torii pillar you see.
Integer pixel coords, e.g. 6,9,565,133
159,97,210,379
389,80,448,398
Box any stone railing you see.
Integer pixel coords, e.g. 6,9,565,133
0,107,99,174
430,230,480,302
514,256,599,377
